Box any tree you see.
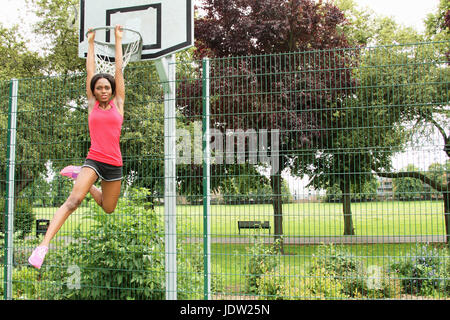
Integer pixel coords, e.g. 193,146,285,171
393,165,425,201
324,179,378,203
28,0,84,75
0,24,43,198
186,0,354,250
332,0,376,46
426,162,448,199
335,0,424,46
376,0,450,244
307,0,445,235
1,0,88,201
305,88,406,234
0,24,45,80
217,165,292,204
425,0,450,62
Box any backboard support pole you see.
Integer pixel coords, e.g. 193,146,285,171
155,56,171,93
159,54,177,300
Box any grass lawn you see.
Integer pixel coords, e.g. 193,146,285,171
165,200,445,237
33,200,445,239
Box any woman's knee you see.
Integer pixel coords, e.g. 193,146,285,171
65,195,83,212
102,201,118,214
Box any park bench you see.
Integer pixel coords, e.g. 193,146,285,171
238,221,270,234
36,219,50,238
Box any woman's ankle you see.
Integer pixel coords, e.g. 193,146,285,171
39,241,50,248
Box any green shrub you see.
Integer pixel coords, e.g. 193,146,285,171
365,269,402,299
0,197,35,239
0,231,40,268
177,247,203,300
0,197,3,232
29,188,204,300
0,236,46,299
0,265,3,298
309,244,402,299
9,263,61,300
442,259,450,294
257,270,285,300
39,196,165,300
303,269,349,299
309,244,366,297
12,236,39,267
244,239,278,294
390,244,450,297
11,266,53,300
254,244,403,300
11,267,36,299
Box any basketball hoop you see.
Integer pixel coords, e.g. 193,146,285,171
87,26,143,75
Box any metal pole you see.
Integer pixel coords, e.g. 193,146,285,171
202,58,211,300
4,79,18,300
162,54,177,300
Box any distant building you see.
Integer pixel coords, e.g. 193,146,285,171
376,177,393,200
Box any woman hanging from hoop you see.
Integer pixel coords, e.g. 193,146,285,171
29,25,125,269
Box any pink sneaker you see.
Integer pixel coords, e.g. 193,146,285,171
28,246,49,270
60,165,81,180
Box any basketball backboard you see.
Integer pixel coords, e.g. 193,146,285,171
78,0,194,61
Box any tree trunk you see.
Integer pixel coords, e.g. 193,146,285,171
341,180,355,236
144,180,157,210
14,169,33,199
270,172,284,253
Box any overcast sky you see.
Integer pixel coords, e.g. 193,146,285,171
0,0,442,33
353,0,440,32
0,0,442,58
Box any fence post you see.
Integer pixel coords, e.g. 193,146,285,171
4,79,18,300
202,58,211,300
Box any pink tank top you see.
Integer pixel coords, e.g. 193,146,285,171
86,100,123,166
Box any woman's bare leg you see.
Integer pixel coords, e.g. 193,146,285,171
97,180,122,214
89,184,103,206
40,167,98,247
83,181,121,214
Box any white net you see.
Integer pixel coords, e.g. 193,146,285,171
91,27,143,75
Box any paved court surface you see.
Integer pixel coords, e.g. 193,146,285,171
184,235,447,244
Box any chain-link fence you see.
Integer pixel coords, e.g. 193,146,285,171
2,41,450,300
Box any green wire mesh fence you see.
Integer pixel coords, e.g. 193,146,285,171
2,41,450,300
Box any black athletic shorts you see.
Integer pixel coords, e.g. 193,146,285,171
82,159,123,182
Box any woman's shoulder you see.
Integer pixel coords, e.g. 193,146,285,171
111,97,124,116
87,97,98,113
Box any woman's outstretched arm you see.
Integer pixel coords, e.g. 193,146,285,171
114,25,125,113
86,29,96,103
